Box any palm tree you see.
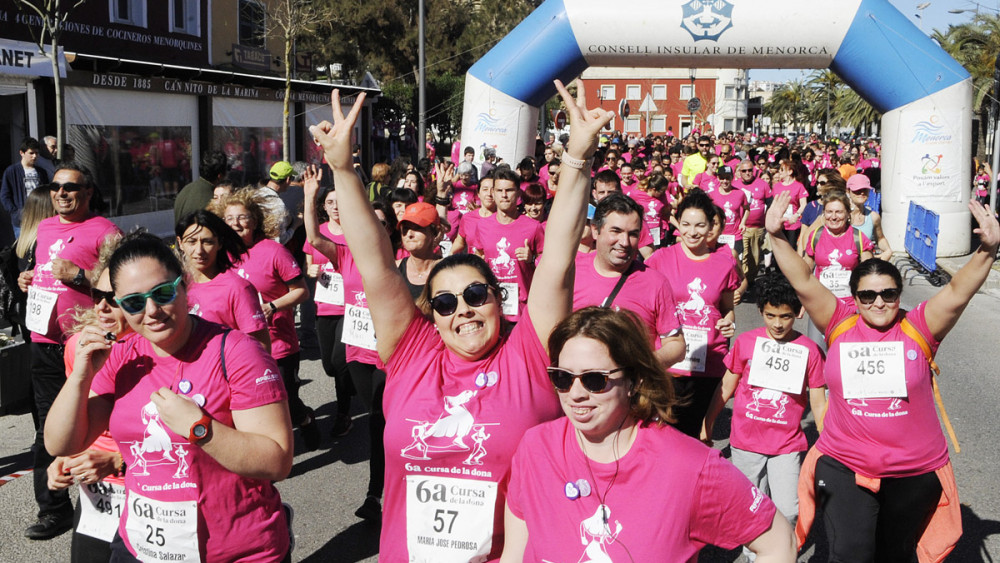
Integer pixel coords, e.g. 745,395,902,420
833,89,881,136
764,80,813,133
807,70,844,136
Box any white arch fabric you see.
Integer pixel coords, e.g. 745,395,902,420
461,0,973,255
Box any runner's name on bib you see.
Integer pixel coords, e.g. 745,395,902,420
77,481,126,542
314,270,345,306
840,341,907,399
650,227,661,246
25,286,58,334
718,234,736,249
500,282,519,317
819,268,851,298
124,493,200,562
747,337,808,393
405,475,497,563
676,326,708,373
342,304,377,350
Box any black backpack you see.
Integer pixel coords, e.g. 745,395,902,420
0,245,26,328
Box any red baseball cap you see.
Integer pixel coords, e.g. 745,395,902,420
398,202,439,229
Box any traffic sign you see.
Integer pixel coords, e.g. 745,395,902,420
687,97,701,112
619,99,631,118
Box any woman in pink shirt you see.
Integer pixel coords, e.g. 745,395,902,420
217,190,320,451
176,210,270,352
770,159,809,250
766,191,1000,562
500,307,795,562
305,81,609,562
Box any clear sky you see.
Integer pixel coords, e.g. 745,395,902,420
749,0,991,83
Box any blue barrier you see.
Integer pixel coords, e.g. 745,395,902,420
905,201,939,272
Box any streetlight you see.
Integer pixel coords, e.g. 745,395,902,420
915,2,931,32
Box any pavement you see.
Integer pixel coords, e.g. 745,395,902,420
935,250,1000,298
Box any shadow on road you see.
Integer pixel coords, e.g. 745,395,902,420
952,504,1000,562
0,449,32,478
298,520,380,563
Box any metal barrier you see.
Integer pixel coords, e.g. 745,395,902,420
905,201,939,273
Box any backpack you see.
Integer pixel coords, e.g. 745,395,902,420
0,245,26,328
826,313,959,452
808,226,864,259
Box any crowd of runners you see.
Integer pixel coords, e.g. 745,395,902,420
3,80,998,562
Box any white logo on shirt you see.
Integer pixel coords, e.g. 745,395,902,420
491,237,517,277
679,277,711,326
40,238,66,272
400,387,497,465
120,401,190,479
575,505,623,563
747,388,788,419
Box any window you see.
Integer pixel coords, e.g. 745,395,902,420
652,84,667,100
239,0,267,49
680,84,694,100
600,84,616,101
625,116,641,133
724,119,735,132
725,86,736,100
651,116,667,133
170,0,200,35
626,85,641,100
109,0,147,27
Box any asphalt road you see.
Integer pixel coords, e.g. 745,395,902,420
1,257,997,562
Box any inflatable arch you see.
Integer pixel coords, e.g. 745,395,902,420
461,0,973,255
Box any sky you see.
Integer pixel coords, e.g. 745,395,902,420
749,0,991,84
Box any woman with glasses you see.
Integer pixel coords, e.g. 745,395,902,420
175,210,270,352
214,190,320,451
306,80,607,562
45,231,294,563
766,191,999,562
846,175,893,261
499,307,796,562
693,154,722,193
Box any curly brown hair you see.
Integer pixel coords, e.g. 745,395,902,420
210,187,281,241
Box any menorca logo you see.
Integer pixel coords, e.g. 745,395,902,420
680,0,735,42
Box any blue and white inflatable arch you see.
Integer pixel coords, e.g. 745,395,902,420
461,0,973,255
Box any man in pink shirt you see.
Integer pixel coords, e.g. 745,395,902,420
17,163,121,539
733,160,771,284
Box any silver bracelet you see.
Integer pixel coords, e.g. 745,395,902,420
560,153,592,170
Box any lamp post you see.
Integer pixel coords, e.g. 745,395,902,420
915,2,931,33
417,0,426,160
688,68,697,133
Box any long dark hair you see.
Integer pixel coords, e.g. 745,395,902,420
175,210,248,273
109,230,184,292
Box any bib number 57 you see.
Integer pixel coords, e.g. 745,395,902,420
434,509,458,533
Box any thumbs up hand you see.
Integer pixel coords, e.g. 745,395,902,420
515,238,533,262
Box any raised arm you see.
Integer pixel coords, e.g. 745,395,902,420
528,80,614,347
301,165,338,264
924,201,999,341
311,91,415,362
765,191,838,333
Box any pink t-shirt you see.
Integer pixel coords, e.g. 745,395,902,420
468,214,544,321
90,321,289,562
724,327,826,455
234,239,303,359
337,240,380,366
628,189,669,241
734,176,770,228
187,270,267,336
452,182,478,214
380,311,562,562
817,301,949,478
30,215,120,343
805,226,875,305
507,418,778,562
646,245,740,377
771,180,808,230
709,188,748,240
572,253,680,346
303,224,346,317
458,210,491,252
695,173,721,194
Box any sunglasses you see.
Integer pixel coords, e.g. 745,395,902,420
115,276,183,314
90,288,119,308
546,367,625,393
816,180,829,186
46,182,85,192
430,282,492,316
698,143,711,147
855,288,901,305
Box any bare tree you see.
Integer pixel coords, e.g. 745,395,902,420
266,0,334,162
13,0,89,155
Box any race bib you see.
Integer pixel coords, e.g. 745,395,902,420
124,493,199,562
439,239,454,257
718,234,736,249
499,282,519,317
747,337,808,393
405,475,497,563
840,341,907,399
819,268,851,299
342,303,377,350
77,481,126,542
783,204,795,219
314,269,345,306
650,227,661,246
25,286,58,334
676,326,708,373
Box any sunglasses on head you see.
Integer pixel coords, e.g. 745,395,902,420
855,287,900,305
546,367,625,393
115,276,183,314
430,282,492,316
46,182,85,192
90,288,118,308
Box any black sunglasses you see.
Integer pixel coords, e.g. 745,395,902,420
90,288,119,308
855,288,901,305
546,367,625,393
816,180,829,186
46,182,85,192
430,283,492,316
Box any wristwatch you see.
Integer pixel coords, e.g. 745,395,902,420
71,268,86,286
188,413,213,444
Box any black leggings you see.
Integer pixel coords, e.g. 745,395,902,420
670,377,720,438
815,455,942,563
276,352,310,425
349,361,386,498
316,315,354,416
71,499,111,563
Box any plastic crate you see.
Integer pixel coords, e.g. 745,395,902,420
904,201,938,273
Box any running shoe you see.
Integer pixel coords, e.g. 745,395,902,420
355,495,382,522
